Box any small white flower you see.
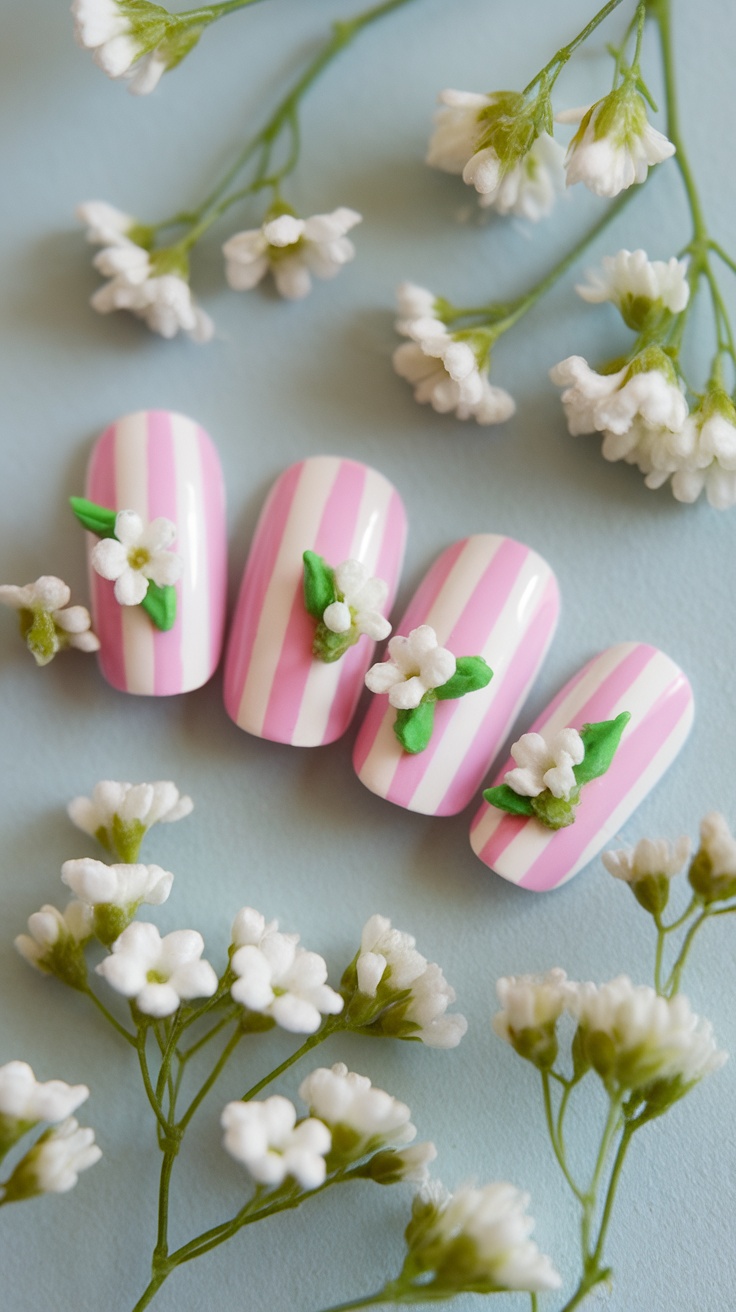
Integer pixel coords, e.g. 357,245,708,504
298,1063,416,1160
61,858,173,909
322,560,391,641
560,91,675,197
550,354,688,440
0,576,99,666
427,89,494,175
230,928,343,1034
15,902,93,976
602,836,691,884
577,249,689,317
669,406,736,509
5,1118,101,1198
698,813,736,877
572,976,727,1092
353,915,467,1049
407,1180,562,1293
91,509,182,606
395,281,442,336
221,1096,331,1189
96,922,217,1016
72,0,173,95
493,969,573,1045
473,133,566,221
365,625,455,710
90,244,214,341
67,780,192,855
76,200,137,247
367,1140,437,1185
505,727,585,801
393,322,515,425
356,914,428,997
223,207,362,301
0,1062,90,1126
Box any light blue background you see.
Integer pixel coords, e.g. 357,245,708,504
1,1,734,1309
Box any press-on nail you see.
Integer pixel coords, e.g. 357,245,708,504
223,456,407,745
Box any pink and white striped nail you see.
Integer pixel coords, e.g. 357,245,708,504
223,456,407,746
84,410,227,696
352,534,560,816
469,642,694,892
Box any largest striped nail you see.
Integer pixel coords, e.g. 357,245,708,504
223,456,407,745
82,410,227,696
469,642,694,891
353,535,560,816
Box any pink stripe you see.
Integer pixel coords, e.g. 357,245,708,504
223,461,303,717
87,425,126,691
520,674,692,891
352,538,466,774
436,570,559,815
146,412,182,696
475,643,656,867
261,461,366,743
198,426,227,675
387,539,530,809
325,488,407,745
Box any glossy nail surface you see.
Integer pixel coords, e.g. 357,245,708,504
353,534,560,816
470,641,694,891
86,410,227,696
224,456,407,745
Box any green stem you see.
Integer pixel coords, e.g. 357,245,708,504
178,1007,240,1062
662,894,698,933
177,1025,242,1131
83,986,137,1046
629,0,647,76
559,1104,628,1312
522,0,625,96
653,917,666,994
240,1019,340,1100
541,1072,585,1202
665,908,709,996
313,1294,393,1312
179,0,266,21
589,1123,634,1267
136,1032,171,1137
530,1295,539,1312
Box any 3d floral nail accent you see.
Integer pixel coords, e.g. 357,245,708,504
483,712,630,830
70,497,182,630
223,207,362,301
365,624,492,754
302,551,391,663
0,577,99,666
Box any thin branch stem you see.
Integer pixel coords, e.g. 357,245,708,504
177,1026,242,1131
522,0,625,96
240,1020,340,1101
83,986,137,1045
136,1032,171,1137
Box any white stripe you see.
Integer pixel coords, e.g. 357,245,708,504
357,535,505,799
292,469,392,747
236,458,341,735
171,414,209,691
115,413,155,696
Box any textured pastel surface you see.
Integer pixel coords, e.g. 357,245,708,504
2,2,736,1311
224,456,406,744
354,535,559,814
86,410,227,696
470,643,694,890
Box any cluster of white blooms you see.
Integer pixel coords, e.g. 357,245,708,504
322,560,391,642
603,836,691,885
349,914,467,1048
229,907,343,1034
0,1062,100,1201
68,779,192,860
688,812,736,904
505,727,585,802
405,1180,561,1294
365,625,455,710
0,576,99,666
559,90,675,197
72,0,181,95
61,856,174,946
298,1063,416,1164
393,283,516,425
221,1095,331,1190
77,202,213,342
4,1119,102,1200
15,901,93,985
577,248,690,322
91,510,182,607
96,922,218,1017
223,208,362,301
427,89,566,221
0,1061,90,1135
493,969,573,1068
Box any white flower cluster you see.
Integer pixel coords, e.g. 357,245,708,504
229,907,344,1034
577,248,690,320
0,1061,100,1201
0,576,99,666
15,901,93,983
68,779,193,858
72,0,175,95
505,727,585,803
77,202,213,342
322,560,391,643
559,91,675,198
603,836,692,886
365,625,455,710
393,283,515,425
223,208,362,301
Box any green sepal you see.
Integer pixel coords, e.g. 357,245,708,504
110,815,146,865
631,873,670,917
482,784,535,818
69,496,118,539
312,620,359,664
531,788,580,831
435,655,493,701
302,550,337,621
574,712,631,786
24,609,60,667
393,701,436,755
140,582,177,632
239,1010,277,1035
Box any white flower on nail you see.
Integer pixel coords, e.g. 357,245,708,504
230,921,343,1034
322,560,391,641
91,509,182,607
505,728,585,801
223,207,362,301
298,1063,416,1164
96,922,217,1016
15,902,93,976
0,576,99,666
89,244,214,341
353,914,467,1049
221,1096,331,1190
602,836,691,885
0,1061,90,1127
577,248,690,320
406,1180,562,1294
68,780,193,853
61,858,173,909
365,625,456,710
559,91,675,197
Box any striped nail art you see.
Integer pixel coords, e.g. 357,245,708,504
223,456,407,746
353,534,560,816
470,642,694,891
86,410,227,696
